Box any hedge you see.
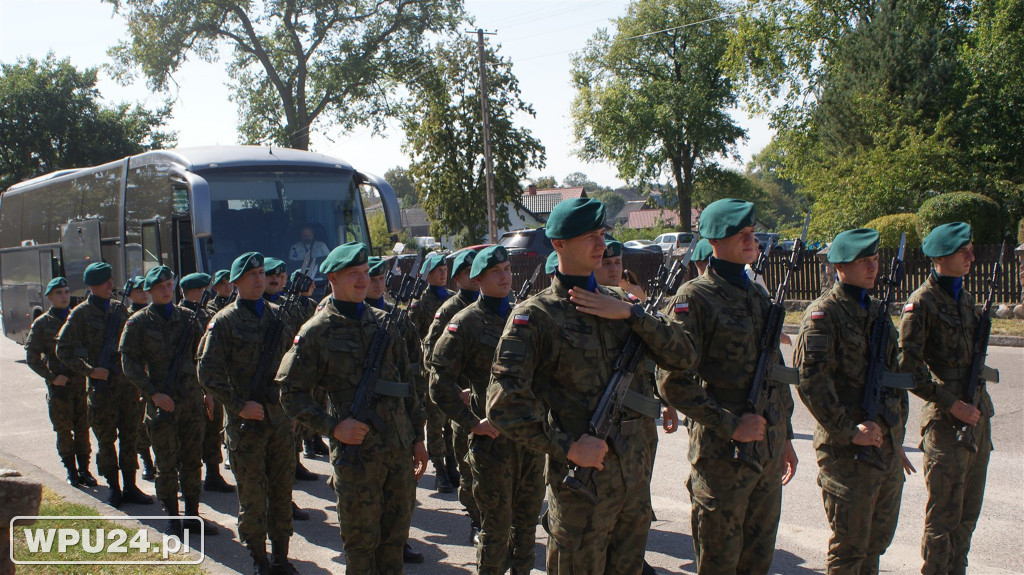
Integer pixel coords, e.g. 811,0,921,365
916,192,1002,244
864,213,921,248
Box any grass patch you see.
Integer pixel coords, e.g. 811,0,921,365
10,487,205,574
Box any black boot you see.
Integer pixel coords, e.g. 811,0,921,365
312,435,328,457
120,469,154,505
61,456,81,487
445,453,460,484
183,498,219,535
163,498,184,538
432,459,454,493
291,502,309,521
294,456,318,481
250,543,271,575
76,454,98,486
470,519,481,545
105,472,123,508
403,541,424,563
270,539,299,574
302,439,316,459
139,449,155,481
203,465,235,492
642,559,657,575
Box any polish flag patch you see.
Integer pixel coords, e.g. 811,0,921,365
293,335,302,344
903,303,915,312
447,323,458,333
513,314,530,326
811,311,825,320
207,320,216,330
434,311,442,319
674,302,690,314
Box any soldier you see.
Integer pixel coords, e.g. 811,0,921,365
657,198,799,575
26,277,95,487
692,238,712,275
197,252,299,574
423,248,481,535
207,270,234,314
127,276,157,481
263,258,288,304
899,222,996,575
795,228,915,575
487,198,697,573
545,251,559,281
291,268,329,461
277,242,428,573
56,263,153,508
120,266,220,537
409,253,457,493
431,245,545,575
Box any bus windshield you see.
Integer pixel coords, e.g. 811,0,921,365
200,170,369,275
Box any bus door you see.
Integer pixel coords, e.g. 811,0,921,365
61,219,102,297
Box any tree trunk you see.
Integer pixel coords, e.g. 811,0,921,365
287,122,310,150
671,155,694,232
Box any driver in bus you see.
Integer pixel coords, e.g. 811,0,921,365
288,225,330,264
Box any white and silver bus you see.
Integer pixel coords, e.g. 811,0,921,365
0,145,401,343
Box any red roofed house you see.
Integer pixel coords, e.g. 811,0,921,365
520,185,587,219
626,208,700,230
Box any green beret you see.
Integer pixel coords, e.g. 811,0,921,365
180,272,211,290
44,277,68,296
546,198,606,240
545,251,559,275
230,252,264,283
698,199,756,240
367,256,387,277
212,270,230,286
450,249,477,277
922,222,973,258
420,253,447,275
827,228,880,263
470,245,509,279
603,241,623,258
264,257,287,275
130,276,146,291
320,242,369,274
83,262,112,286
692,238,713,262
143,265,174,290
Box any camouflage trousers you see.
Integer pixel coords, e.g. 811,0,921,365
920,417,992,575
468,433,545,575
818,453,906,575
226,414,295,548
688,456,784,575
202,397,224,466
452,421,480,525
88,377,142,478
46,378,90,458
425,393,453,461
333,445,416,574
147,391,205,502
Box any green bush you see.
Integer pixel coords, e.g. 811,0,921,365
864,213,921,248
916,192,1002,244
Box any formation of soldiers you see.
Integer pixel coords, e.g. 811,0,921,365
23,196,998,575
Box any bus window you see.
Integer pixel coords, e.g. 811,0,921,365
141,219,163,273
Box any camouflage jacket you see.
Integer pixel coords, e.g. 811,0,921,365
657,267,795,464
794,283,908,460
410,286,449,340
429,299,504,430
119,304,204,401
423,289,478,369
180,299,212,331
276,301,425,456
899,274,995,427
207,295,232,315
56,296,129,379
486,275,696,467
25,307,76,383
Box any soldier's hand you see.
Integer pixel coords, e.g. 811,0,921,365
567,434,608,470
333,418,370,445
950,400,981,426
239,401,265,421
781,440,798,485
413,441,428,480
662,406,679,433
89,367,109,381
459,388,472,406
732,413,767,442
569,288,633,320
471,419,500,438
901,447,917,475
853,421,884,447
152,393,175,412
204,394,215,420
51,375,69,387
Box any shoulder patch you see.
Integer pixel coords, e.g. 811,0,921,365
513,314,530,326
627,292,640,302
903,302,914,313
674,302,689,314
810,310,825,320
434,311,442,319
207,319,216,330
293,335,301,345
411,301,418,309
447,323,458,333
126,318,135,326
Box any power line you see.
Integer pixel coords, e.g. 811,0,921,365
621,5,759,41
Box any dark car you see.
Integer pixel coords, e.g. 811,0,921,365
498,228,554,258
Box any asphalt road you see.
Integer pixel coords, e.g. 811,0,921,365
1,336,1021,574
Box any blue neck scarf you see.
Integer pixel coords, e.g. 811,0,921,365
88,294,110,312
840,282,869,309
459,289,480,303
555,271,598,293
481,295,511,318
932,271,963,302
239,298,265,318
709,257,749,289
432,285,449,301
366,296,386,310
332,299,364,320
155,302,175,319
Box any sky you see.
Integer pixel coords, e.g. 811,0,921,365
0,0,773,189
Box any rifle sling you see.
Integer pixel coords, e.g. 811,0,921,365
331,380,412,404
929,365,1000,385
622,390,662,419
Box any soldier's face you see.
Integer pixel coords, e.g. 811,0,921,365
213,282,233,297
711,227,758,265
478,261,512,298
835,254,879,290
184,287,206,303
47,287,71,309
265,272,287,293
553,228,607,275
234,267,266,300
148,279,176,305
129,290,150,305
596,256,623,287
90,278,115,299
934,243,974,278
454,269,478,291
426,265,448,286
367,274,387,300
329,264,370,302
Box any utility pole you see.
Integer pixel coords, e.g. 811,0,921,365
473,28,498,243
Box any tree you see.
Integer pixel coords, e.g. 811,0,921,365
401,39,545,244
105,0,463,150
0,54,174,190
384,166,417,206
590,190,626,219
367,210,392,254
532,175,557,189
571,0,746,232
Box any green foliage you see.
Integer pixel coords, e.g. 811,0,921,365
571,0,746,232
1018,217,1024,244
104,0,463,150
367,211,391,254
864,213,922,249
0,54,174,190
401,39,545,244
590,190,626,219
384,167,417,206
916,192,1002,244
531,176,557,189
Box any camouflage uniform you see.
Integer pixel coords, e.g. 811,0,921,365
431,297,546,574
207,294,233,315
795,284,910,575
277,301,425,573
197,300,295,553
180,299,225,471
56,296,141,480
410,286,456,475
657,267,796,575
899,274,995,575
26,307,91,466
119,304,206,506
129,301,155,478
487,275,696,574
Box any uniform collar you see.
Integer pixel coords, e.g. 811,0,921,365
831,282,871,319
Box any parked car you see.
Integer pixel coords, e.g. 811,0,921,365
754,232,780,251
622,239,663,254
653,232,696,254
498,228,553,257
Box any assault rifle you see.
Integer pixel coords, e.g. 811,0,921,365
956,241,1004,451
855,233,916,470
512,262,544,304
733,213,809,472
155,289,212,423
92,279,134,395
561,236,698,502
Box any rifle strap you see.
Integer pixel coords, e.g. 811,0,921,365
622,390,661,419
327,380,412,404
772,365,800,386
930,366,1000,385
881,371,916,390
